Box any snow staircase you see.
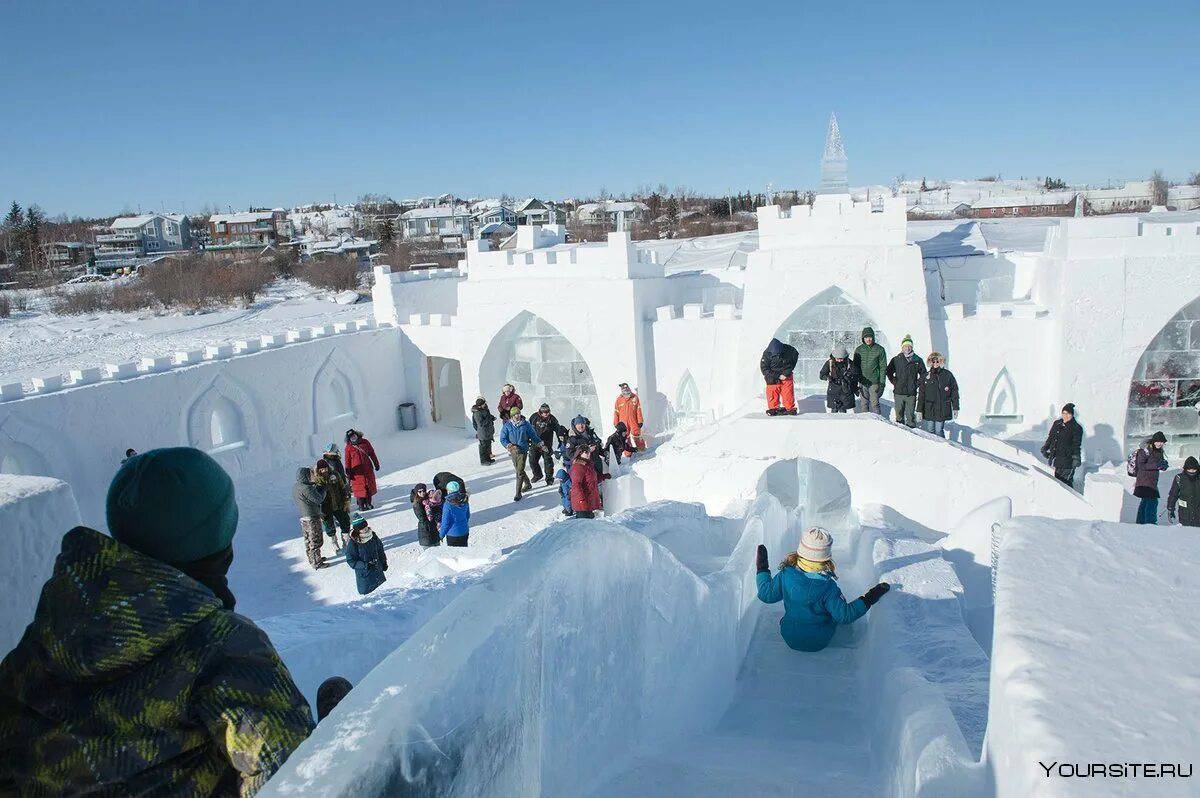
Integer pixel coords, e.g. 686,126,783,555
594,605,878,796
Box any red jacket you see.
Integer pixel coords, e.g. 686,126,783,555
344,438,381,499
570,459,606,512
498,391,523,419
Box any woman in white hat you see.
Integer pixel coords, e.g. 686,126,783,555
755,527,890,652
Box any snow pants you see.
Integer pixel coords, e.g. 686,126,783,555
478,439,493,464
529,440,553,483
445,535,469,547
510,449,533,497
300,516,324,568
858,383,882,414
766,376,796,413
1137,497,1159,524
894,394,917,427
322,509,351,547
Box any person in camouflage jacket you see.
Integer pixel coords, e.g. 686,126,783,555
0,448,314,797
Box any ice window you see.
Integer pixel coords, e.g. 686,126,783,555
1125,295,1200,460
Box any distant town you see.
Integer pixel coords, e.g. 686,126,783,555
3,171,1199,289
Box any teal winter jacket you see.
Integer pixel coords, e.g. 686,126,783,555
756,567,867,652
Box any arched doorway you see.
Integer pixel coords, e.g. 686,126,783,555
1125,295,1200,460
428,357,466,428
771,287,888,398
479,311,600,426
756,457,852,532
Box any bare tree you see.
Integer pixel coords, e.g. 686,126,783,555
1150,170,1169,206
1190,171,1200,187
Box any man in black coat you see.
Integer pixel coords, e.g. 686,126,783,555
529,403,564,485
1167,456,1200,527
885,336,927,428
1041,403,1084,487
760,337,800,415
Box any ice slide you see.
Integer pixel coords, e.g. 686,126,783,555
263,487,989,796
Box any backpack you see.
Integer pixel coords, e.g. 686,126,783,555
1126,448,1139,477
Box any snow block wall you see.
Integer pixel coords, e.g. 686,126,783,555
0,475,81,655
0,328,408,525
627,412,1097,532
988,518,1200,796
262,498,790,797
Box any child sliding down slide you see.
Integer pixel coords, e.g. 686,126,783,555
755,527,890,652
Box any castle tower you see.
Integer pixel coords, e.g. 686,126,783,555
819,113,849,194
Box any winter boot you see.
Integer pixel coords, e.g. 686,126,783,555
545,476,554,486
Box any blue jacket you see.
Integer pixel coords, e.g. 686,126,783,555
345,533,387,595
440,497,470,539
555,467,572,512
756,567,867,652
500,420,541,453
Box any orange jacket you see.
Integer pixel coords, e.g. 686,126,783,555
614,393,644,433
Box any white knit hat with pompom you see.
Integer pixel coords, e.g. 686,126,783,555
798,526,833,562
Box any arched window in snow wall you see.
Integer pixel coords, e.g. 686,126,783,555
666,370,709,432
187,376,259,469
983,367,1020,421
772,287,888,399
1125,296,1200,460
480,312,600,427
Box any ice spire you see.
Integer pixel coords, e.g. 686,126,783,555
819,112,849,194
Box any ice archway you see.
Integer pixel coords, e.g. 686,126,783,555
771,287,888,398
1125,293,1200,460
185,374,260,474
478,311,600,425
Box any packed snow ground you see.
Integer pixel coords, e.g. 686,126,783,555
0,279,366,389
233,426,562,618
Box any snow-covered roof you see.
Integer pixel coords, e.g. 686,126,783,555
908,202,971,215
477,222,516,236
576,201,649,215
111,213,185,229
1167,185,1200,199
515,197,546,212
971,192,1076,209
1081,181,1152,201
402,206,470,220
209,211,275,224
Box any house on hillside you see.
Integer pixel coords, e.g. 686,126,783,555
1081,181,1153,215
907,202,972,220
472,204,517,237
400,205,473,248
515,198,564,226
43,241,95,269
94,213,191,270
574,201,649,229
207,210,292,248
1167,185,1200,211
970,192,1078,219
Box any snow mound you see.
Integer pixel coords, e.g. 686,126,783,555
988,518,1200,796
261,497,791,796
333,290,360,305
0,475,81,655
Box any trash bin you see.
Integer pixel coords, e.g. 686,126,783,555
398,402,417,431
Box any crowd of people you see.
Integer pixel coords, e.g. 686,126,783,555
760,329,1196,521
1,343,1195,795
761,328,962,436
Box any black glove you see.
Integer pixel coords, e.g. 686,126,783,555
861,582,890,608
1168,511,1176,522
755,544,770,574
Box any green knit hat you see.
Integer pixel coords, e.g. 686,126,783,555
901,334,914,348
106,447,238,564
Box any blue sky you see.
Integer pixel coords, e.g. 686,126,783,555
3,0,1197,218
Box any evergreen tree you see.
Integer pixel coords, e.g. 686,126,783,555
3,202,26,266
920,178,928,192
377,217,395,245
664,196,679,230
23,205,45,270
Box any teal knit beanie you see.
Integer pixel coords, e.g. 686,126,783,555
106,447,238,564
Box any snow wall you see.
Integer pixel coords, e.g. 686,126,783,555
0,475,81,655
0,328,409,525
263,499,790,796
987,518,1200,797
614,412,1099,532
